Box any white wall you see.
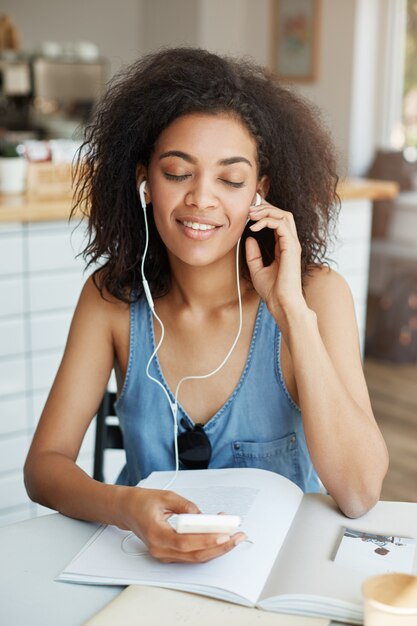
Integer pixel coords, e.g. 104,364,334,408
142,0,198,51
293,0,357,177
4,0,400,175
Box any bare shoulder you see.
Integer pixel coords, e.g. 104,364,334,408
76,271,130,332
302,265,360,355
303,265,353,310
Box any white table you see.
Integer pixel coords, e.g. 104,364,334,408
0,513,350,626
0,514,121,626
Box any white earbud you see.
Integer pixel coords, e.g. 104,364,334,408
138,179,154,310
139,180,147,210
246,192,262,224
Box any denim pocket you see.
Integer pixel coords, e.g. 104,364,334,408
232,432,300,486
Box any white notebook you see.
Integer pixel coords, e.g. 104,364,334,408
83,585,330,626
59,467,417,624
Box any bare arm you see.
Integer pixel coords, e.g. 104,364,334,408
284,267,388,518
24,276,245,561
246,203,388,518
24,276,125,522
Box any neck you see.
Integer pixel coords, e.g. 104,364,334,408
166,247,247,312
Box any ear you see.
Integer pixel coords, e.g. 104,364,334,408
257,175,269,199
136,164,152,203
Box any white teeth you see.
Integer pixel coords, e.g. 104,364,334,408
182,220,216,231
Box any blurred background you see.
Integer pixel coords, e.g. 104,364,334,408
0,0,416,525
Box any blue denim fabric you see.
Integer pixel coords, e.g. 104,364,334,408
115,297,320,493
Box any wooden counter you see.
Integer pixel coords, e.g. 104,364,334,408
337,178,398,202
0,194,76,223
0,178,399,223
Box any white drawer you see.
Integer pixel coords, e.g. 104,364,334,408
30,351,62,392
0,232,24,276
27,219,82,233
0,276,25,318
28,230,87,273
31,390,49,426
0,316,26,357
0,396,28,435
330,240,370,275
343,271,369,306
0,357,26,396
31,311,72,352
103,449,126,485
29,271,83,313
0,504,32,527
0,222,22,235
0,433,31,474
0,472,29,510
77,452,94,477
79,421,96,456
336,200,372,242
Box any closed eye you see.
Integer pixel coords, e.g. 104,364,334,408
164,173,245,188
221,179,245,188
164,173,191,181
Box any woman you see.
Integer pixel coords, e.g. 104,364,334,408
24,47,388,564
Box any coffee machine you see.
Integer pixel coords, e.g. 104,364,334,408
31,55,107,138
0,52,107,139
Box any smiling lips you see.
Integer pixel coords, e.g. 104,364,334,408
177,217,222,240
181,220,217,231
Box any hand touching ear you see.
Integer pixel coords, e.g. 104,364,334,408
246,199,310,327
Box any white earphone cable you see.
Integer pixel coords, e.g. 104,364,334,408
120,182,247,557
139,181,244,491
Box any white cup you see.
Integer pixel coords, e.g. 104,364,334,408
363,573,417,625
0,157,28,194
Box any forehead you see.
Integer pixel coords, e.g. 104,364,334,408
152,112,258,162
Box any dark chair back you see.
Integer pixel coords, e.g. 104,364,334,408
93,390,124,482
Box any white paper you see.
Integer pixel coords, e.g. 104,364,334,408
84,585,330,626
334,527,416,576
59,468,303,606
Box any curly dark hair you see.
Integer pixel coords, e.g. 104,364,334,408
73,47,340,303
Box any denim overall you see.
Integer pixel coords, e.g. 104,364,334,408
115,297,320,492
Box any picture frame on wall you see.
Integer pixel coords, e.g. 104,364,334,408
271,0,321,82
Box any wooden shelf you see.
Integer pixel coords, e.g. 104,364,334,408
338,178,399,201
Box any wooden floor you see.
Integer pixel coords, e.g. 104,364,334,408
363,357,417,502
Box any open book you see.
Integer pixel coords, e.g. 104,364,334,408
58,468,417,624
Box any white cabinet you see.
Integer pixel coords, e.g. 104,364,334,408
0,219,94,526
328,198,373,352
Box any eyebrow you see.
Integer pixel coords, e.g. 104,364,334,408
158,150,252,167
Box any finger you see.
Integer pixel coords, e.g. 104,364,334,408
156,532,247,563
173,531,236,552
161,491,201,516
249,208,297,235
245,236,264,278
151,519,238,553
249,217,299,244
249,206,290,219
249,216,293,239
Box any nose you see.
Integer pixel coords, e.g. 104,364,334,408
184,175,218,210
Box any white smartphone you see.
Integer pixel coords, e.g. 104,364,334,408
175,514,241,535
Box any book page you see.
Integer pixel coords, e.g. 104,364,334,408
59,468,303,606
84,585,330,626
258,494,417,617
